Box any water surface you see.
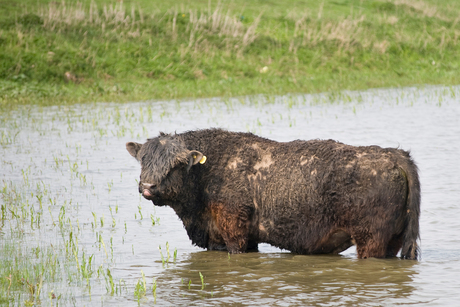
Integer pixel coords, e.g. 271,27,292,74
1,86,459,306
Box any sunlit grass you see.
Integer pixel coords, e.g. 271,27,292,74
1,0,460,108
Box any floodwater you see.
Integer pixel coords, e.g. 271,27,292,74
1,86,459,306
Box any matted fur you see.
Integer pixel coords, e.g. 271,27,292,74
126,128,421,259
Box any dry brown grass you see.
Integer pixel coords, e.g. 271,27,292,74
17,0,460,61
37,1,261,58
288,14,375,54
286,2,460,56
393,0,449,21
40,1,140,28
37,0,460,60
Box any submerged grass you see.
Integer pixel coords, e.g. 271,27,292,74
1,0,460,108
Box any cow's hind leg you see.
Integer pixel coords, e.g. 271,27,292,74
353,231,390,259
246,240,259,252
386,233,403,258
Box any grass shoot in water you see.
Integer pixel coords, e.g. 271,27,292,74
199,272,205,290
134,271,147,303
152,278,157,303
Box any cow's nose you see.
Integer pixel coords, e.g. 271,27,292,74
140,183,155,197
142,183,155,190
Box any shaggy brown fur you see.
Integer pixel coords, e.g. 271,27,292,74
126,128,420,259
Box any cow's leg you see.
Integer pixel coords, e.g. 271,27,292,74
210,202,252,254
353,231,389,259
246,240,259,252
386,233,403,258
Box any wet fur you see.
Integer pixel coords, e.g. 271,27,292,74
127,128,421,259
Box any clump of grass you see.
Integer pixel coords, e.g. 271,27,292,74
0,240,60,305
134,271,147,303
150,213,160,226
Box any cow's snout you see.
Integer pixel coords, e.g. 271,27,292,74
142,183,155,190
139,182,156,197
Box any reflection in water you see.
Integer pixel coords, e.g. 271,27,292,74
155,251,418,306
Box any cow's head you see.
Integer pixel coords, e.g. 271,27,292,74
126,133,205,204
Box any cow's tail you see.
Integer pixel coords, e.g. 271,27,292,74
399,154,421,260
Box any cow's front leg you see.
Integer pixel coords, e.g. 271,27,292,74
210,202,252,254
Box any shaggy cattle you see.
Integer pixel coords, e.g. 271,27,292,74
126,128,420,259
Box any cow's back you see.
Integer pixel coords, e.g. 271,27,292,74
180,129,415,256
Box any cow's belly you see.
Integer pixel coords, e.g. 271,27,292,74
313,229,353,254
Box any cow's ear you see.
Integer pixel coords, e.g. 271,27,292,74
126,142,143,160
186,150,206,171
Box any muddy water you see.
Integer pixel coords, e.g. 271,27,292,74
1,86,459,306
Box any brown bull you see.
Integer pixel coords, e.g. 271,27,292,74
126,128,420,259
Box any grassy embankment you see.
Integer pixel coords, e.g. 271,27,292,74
1,0,460,108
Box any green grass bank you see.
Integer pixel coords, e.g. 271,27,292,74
1,0,460,107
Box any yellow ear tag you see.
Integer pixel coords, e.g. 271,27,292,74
199,155,207,164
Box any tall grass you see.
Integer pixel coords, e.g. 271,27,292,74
1,0,460,107
30,0,460,59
